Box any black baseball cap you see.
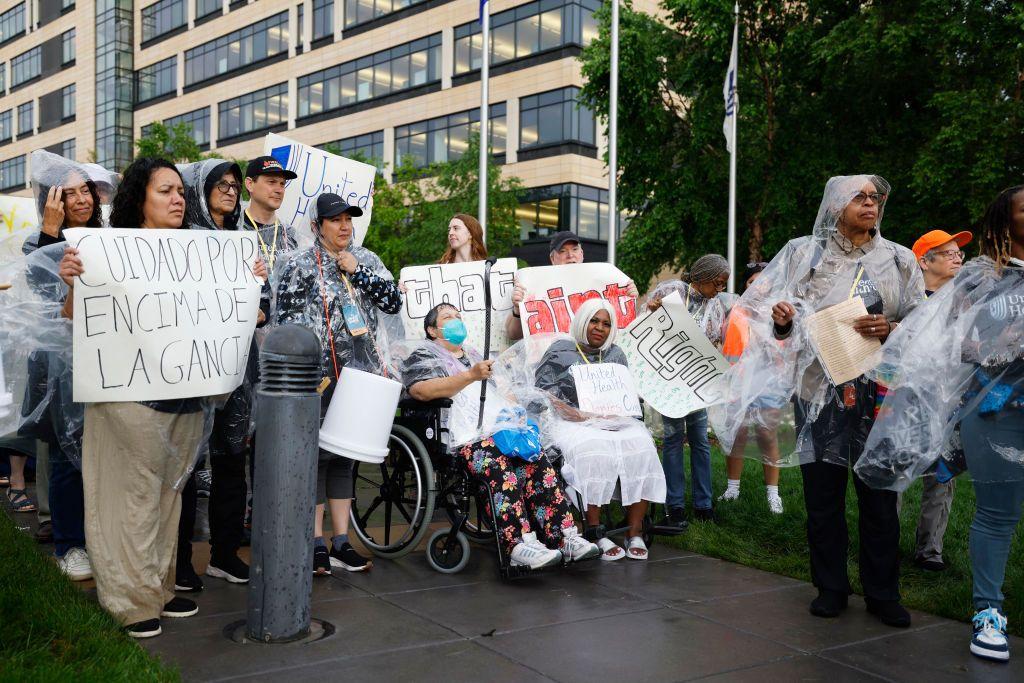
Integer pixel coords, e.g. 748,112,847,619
316,192,364,220
245,155,298,180
549,230,580,253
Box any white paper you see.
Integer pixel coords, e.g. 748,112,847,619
67,228,262,402
571,362,642,417
516,263,638,337
806,296,881,385
0,195,39,267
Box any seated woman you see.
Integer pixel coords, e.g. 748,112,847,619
534,299,667,561
402,303,599,570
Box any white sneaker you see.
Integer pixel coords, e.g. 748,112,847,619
971,607,1009,661
559,527,600,562
510,532,563,569
767,493,784,514
58,547,93,581
718,487,740,502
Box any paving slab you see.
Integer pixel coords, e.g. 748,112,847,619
694,654,886,682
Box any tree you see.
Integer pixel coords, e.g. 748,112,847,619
134,122,205,163
579,0,1024,288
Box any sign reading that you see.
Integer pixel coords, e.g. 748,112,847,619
516,263,637,337
263,133,377,248
400,258,517,354
571,363,642,417
66,228,263,402
619,291,728,418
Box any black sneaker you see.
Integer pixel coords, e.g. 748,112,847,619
913,556,947,572
809,590,848,618
174,566,204,592
692,507,717,523
657,508,689,531
313,545,331,576
126,618,162,639
34,520,53,543
329,542,372,572
161,597,199,618
195,469,212,498
206,554,250,584
865,598,911,628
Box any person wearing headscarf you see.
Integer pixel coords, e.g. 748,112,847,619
644,253,732,529
179,159,242,231
533,298,666,561
855,185,1024,661
273,192,401,575
713,175,923,628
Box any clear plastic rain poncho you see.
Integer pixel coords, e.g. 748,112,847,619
272,198,403,415
854,256,1024,490
22,150,113,253
708,175,925,468
178,159,242,231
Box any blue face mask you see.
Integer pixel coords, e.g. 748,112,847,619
441,318,468,346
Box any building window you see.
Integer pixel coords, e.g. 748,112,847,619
185,12,289,87
0,4,25,45
322,130,384,170
16,101,32,136
0,110,11,141
454,0,599,75
296,3,304,46
62,0,75,9
394,103,506,169
61,29,76,64
297,33,440,118
519,87,595,150
141,0,187,43
312,0,333,39
218,83,287,140
343,0,429,30
62,84,75,119
136,56,177,103
0,64,6,94
0,155,25,190
517,184,623,242
196,0,221,20
11,45,40,87
165,107,211,146
59,138,76,159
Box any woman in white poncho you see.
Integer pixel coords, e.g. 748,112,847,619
534,298,666,561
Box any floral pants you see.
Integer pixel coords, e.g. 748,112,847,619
458,438,576,555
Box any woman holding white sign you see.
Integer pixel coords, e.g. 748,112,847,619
534,298,666,561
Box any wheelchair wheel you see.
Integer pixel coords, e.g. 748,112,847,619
350,424,436,559
425,528,470,574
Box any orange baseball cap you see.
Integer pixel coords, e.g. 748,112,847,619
912,229,972,259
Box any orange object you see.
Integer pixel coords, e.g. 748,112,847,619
722,309,749,365
912,229,972,260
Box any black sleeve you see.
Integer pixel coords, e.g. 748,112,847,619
350,264,403,314
401,348,449,391
534,342,578,407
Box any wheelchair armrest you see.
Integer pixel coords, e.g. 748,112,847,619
399,397,453,410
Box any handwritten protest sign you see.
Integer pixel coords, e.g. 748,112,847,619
65,228,263,402
571,363,642,417
0,196,39,266
619,291,728,418
516,263,637,337
263,133,376,248
400,258,517,354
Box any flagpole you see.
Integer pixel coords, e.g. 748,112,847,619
607,0,619,265
478,0,490,246
726,2,738,293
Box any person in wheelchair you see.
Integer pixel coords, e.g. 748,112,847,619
401,303,600,570
533,299,667,561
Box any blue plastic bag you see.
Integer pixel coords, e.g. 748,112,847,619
491,406,543,462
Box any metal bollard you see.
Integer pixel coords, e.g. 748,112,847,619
247,324,322,643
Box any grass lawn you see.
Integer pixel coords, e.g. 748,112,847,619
657,433,1024,636
0,514,178,682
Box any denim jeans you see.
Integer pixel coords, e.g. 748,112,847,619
961,408,1024,611
48,439,85,557
662,410,712,511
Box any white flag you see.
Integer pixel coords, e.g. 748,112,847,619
722,8,739,154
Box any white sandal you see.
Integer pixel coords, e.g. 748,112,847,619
625,536,649,561
596,537,625,562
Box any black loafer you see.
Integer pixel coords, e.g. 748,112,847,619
865,598,911,628
809,590,848,618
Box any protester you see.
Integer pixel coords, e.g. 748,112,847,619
505,231,640,341
533,298,666,560
718,262,785,514
274,192,401,575
645,254,732,527
439,214,487,263
57,158,266,639
402,303,599,568
242,156,298,271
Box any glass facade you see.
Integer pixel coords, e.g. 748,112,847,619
166,107,211,146
517,184,623,242
343,0,429,30
519,86,595,149
0,155,25,190
454,0,599,74
313,0,333,39
62,84,75,119
17,101,32,135
196,0,221,20
95,0,135,171
297,34,440,118
218,83,287,140
322,130,384,170
62,29,76,64
0,110,11,141
58,138,76,159
185,12,288,86
11,45,40,87
0,4,25,45
141,0,186,43
136,56,176,103
394,103,506,169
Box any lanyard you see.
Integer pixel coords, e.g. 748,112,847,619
245,209,280,268
575,342,601,364
848,265,865,300
315,248,341,381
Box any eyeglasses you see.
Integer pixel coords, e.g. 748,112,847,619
927,249,965,261
849,191,886,206
745,262,767,269
215,181,241,195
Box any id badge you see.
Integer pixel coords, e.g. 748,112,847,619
342,302,368,336
842,383,857,408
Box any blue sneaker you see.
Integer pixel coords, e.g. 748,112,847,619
971,608,1009,662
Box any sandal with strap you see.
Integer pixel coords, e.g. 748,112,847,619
7,488,37,513
596,537,625,562
625,536,649,561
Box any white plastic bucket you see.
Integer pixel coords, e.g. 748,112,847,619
318,367,402,463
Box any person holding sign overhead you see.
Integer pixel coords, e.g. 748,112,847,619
534,298,666,561
242,156,299,271
274,192,401,575
56,158,268,639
